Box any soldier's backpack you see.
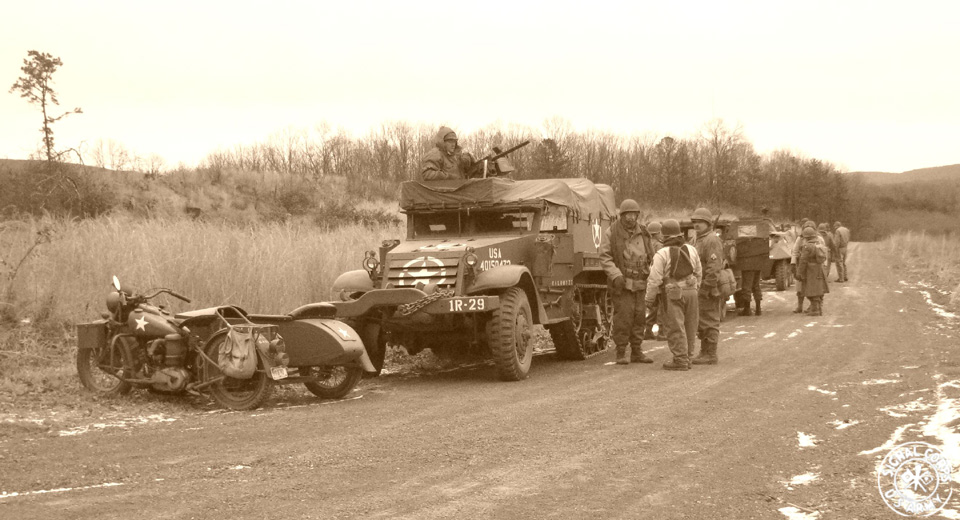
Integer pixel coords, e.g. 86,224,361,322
669,245,695,279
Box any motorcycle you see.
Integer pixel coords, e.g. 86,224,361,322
76,276,375,410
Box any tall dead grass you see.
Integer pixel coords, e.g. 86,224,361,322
2,215,404,325
884,231,960,306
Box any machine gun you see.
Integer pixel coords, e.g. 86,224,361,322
470,140,531,178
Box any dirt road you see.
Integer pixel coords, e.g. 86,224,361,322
2,242,959,519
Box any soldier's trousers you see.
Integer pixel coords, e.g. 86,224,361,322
836,246,848,281
697,292,721,345
665,288,699,363
613,288,646,349
740,270,762,306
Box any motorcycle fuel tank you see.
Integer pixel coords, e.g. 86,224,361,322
128,307,179,338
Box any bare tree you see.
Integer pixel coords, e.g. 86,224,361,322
9,50,83,162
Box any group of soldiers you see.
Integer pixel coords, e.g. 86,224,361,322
418,127,851,370
791,219,850,316
599,202,723,371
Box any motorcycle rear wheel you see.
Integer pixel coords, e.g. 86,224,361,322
76,343,132,396
303,366,363,399
204,334,272,411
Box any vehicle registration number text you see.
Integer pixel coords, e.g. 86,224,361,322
447,297,486,312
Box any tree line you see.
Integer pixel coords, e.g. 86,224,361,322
198,117,871,231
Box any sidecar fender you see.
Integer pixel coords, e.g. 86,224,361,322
249,317,375,373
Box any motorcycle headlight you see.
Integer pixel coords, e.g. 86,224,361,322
106,291,121,313
362,251,379,273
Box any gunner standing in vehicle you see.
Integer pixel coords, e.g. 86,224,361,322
599,199,655,365
420,126,476,180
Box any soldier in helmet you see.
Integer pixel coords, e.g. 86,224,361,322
644,222,667,341
796,227,828,315
790,220,827,313
818,222,838,280
833,221,850,282
646,219,702,370
690,208,723,365
600,199,655,365
421,126,476,180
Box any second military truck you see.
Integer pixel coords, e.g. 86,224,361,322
330,176,618,380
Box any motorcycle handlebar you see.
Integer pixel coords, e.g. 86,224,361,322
167,290,192,303
141,288,192,304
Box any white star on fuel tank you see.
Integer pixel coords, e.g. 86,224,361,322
336,327,351,339
135,316,148,331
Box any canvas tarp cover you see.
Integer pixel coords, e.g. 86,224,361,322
400,178,617,220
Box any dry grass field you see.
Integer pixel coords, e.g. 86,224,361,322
884,230,960,305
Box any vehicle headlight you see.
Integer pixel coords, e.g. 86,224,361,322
362,251,379,272
464,253,479,267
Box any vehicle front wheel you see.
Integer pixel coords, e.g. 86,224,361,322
488,288,534,381
775,261,789,291
76,340,132,396
203,333,272,411
303,366,363,399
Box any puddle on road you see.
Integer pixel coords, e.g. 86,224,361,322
807,385,836,396
878,398,935,418
778,506,820,519
764,332,777,339
827,419,860,430
787,330,801,339
797,432,819,448
784,473,820,487
861,379,901,386
57,414,177,437
0,482,124,501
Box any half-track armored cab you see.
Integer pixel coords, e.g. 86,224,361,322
330,176,617,381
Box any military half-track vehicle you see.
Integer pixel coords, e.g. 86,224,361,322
330,177,618,381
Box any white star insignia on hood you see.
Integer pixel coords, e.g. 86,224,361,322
135,316,148,331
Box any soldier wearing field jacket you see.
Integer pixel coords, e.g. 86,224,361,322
791,220,828,313
600,199,655,365
646,219,702,370
690,208,723,365
420,126,476,180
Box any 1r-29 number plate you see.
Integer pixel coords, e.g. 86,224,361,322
446,297,487,313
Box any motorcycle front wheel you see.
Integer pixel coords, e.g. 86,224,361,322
76,341,132,396
303,366,363,399
203,333,272,411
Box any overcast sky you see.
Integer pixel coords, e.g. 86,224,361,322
3,1,958,173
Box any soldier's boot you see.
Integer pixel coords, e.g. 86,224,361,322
630,345,654,364
662,358,691,371
692,341,719,365
792,294,804,313
804,298,819,316
615,345,630,365
814,298,823,316
754,300,762,316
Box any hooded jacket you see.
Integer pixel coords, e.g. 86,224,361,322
421,126,475,180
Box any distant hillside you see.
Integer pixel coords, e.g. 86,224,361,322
0,159,400,227
849,164,960,185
